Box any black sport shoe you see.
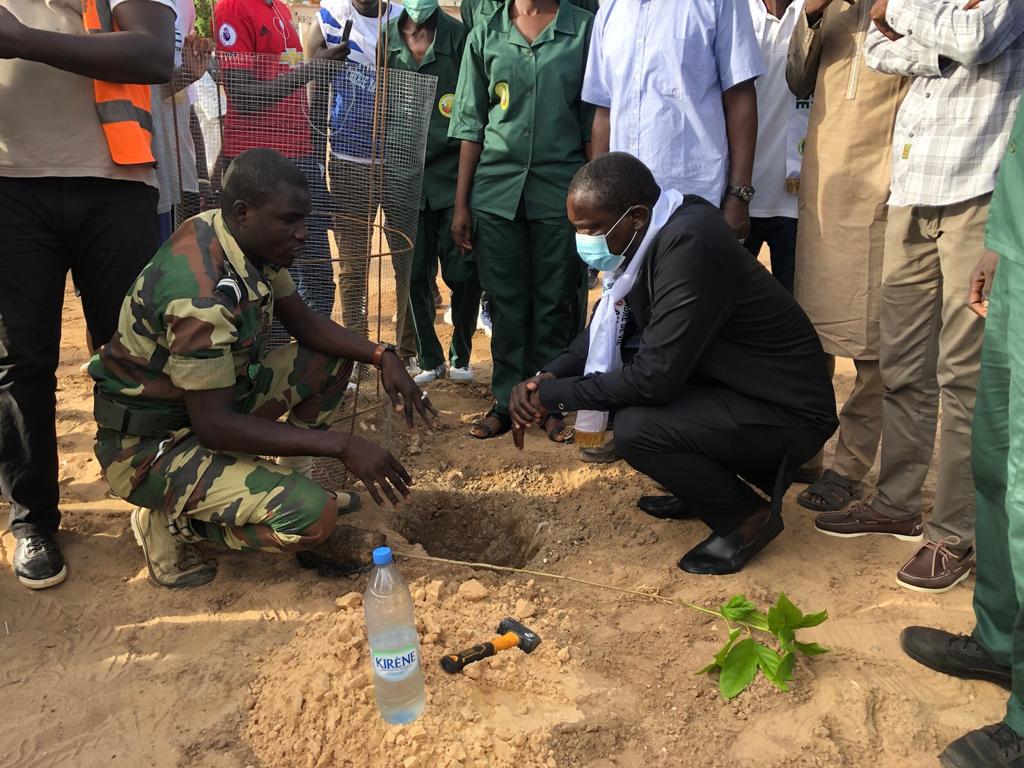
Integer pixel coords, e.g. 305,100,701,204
13,535,68,589
901,626,1011,690
941,723,1024,768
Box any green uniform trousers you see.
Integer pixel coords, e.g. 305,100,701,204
971,258,1024,735
473,203,584,416
96,343,352,554
409,205,481,371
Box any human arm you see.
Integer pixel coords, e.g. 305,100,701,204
863,21,944,75
721,80,757,240
448,28,489,253
536,226,742,414
168,33,213,96
579,18,596,162
183,387,412,505
0,0,175,83
274,292,437,427
451,141,482,253
787,2,829,98
591,106,611,157
968,249,999,318
874,0,1024,66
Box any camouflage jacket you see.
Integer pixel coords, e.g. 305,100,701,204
90,210,296,414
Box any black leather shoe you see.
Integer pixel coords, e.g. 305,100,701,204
637,495,697,520
901,627,1012,690
679,512,783,575
941,723,1024,768
13,535,68,590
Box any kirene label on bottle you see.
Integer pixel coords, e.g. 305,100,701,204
371,645,420,680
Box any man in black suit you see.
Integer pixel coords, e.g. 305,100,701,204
510,153,838,575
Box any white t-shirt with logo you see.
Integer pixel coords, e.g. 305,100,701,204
748,0,811,220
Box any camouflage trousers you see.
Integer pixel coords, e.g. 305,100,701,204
95,343,353,553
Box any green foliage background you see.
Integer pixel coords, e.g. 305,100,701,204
195,0,213,37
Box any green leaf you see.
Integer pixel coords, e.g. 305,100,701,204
754,644,791,692
719,638,759,699
721,595,758,621
698,627,742,674
796,609,829,629
795,640,830,656
744,611,771,632
778,652,797,689
767,592,804,635
777,626,796,653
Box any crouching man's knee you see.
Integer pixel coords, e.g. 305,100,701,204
267,484,338,551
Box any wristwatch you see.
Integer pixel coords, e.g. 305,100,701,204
726,184,756,204
372,342,398,369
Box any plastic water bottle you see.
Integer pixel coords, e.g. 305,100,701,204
364,547,426,724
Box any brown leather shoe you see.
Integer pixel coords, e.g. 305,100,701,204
814,502,924,541
897,538,974,593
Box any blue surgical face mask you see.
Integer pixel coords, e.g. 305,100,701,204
575,207,639,272
404,0,438,23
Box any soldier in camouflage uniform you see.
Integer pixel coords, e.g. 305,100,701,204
90,149,434,589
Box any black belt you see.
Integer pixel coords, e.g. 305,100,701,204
93,389,190,438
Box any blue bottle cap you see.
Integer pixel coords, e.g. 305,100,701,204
372,547,393,566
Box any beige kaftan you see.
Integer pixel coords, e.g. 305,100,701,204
787,0,907,359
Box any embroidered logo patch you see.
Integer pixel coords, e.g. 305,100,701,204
280,48,302,67
218,22,238,47
438,93,455,118
495,81,510,110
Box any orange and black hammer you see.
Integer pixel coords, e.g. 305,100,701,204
440,617,541,674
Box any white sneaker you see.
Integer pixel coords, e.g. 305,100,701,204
477,307,492,338
443,306,453,325
414,364,445,384
402,355,421,376
448,366,474,383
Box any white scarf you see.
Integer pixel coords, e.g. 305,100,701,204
574,189,686,448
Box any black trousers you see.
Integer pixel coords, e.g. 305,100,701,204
615,386,834,536
745,216,797,293
0,177,159,539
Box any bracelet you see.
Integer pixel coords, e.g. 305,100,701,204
372,343,397,369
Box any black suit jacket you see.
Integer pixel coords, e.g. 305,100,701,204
538,196,838,429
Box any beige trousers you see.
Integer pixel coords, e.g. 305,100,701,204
833,357,884,481
873,195,989,549
804,357,883,483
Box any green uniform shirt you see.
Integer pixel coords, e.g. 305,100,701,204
460,0,600,30
387,9,466,211
448,1,595,221
90,210,296,413
986,97,1024,265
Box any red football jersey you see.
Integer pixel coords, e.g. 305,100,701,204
214,0,312,159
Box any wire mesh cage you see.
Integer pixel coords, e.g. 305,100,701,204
164,46,437,490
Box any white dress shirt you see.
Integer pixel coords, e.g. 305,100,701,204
582,0,765,205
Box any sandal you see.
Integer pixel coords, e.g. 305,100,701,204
543,413,575,444
797,469,862,512
470,408,512,440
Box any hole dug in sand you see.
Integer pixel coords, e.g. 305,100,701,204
390,490,544,569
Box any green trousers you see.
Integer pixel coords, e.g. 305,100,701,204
474,205,584,416
408,206,481,371
971,258,1024,735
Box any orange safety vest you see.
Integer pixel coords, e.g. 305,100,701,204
81,0,156,166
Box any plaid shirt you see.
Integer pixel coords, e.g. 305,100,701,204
864,0,1024,207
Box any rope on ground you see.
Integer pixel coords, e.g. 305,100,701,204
392,550,720,619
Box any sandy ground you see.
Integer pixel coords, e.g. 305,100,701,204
0,281,1006,768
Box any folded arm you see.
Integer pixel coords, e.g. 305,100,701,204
883,0,1024,66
